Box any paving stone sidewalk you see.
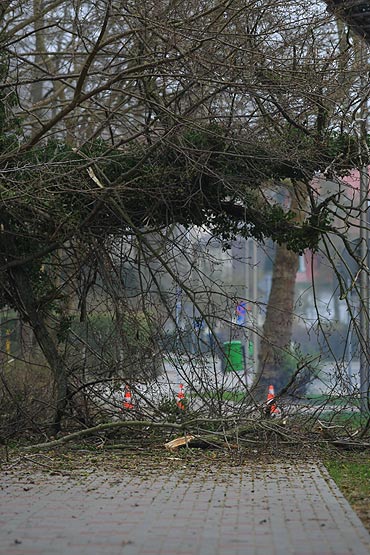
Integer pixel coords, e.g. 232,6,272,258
0,461,369,555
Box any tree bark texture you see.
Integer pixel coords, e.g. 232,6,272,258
254,243,300,397
253,183,307,398
8,267,68,433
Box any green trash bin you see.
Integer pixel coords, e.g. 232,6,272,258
223,340,245,373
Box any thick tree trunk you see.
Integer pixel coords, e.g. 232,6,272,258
253,244,300,398
9,267,68,434
252,183,307,399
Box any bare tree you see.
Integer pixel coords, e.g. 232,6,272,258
0,0,369,433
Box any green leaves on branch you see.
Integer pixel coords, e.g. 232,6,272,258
0,124,362,281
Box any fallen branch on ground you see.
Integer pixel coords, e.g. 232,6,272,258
165,435,195,450
22,417,247,451
23,420,187,451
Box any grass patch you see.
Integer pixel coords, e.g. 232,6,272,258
324,451,370,532
306,394,360,408
202,390,247,402
318,410,367,430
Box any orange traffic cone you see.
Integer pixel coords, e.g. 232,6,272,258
176,384,185,410
266,384,280,416
123,385,134,410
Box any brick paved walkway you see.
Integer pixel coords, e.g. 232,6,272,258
0,462,369,555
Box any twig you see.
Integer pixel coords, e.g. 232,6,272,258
258,421,294,441
21,455,72,474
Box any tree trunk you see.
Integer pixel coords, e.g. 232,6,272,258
252,183,307,399
9,267,68,434
253,243,300,398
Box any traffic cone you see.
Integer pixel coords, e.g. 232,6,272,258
123,385,134,410
176,384,185,410
266,384,280,416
